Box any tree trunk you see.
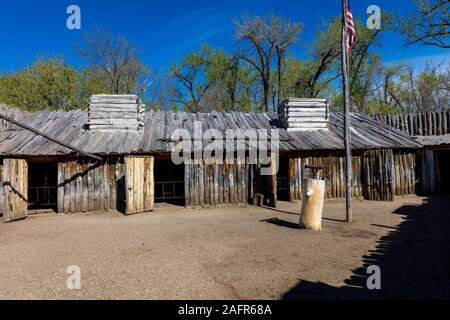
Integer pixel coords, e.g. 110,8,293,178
299,179,325,231
277,51,283,107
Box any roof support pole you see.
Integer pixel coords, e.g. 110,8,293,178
0,113,103,162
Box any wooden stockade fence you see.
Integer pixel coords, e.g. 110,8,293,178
0,104,29,133
287,150,417,202
372,110,450,136
184,159,250,207
288,152,363,201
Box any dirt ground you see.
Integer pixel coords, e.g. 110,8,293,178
1,196,449,300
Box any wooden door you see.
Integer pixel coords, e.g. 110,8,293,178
124,156,154,215
2,159,28,223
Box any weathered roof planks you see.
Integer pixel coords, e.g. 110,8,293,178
0,109,421,157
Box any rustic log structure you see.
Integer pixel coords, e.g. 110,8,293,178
88,95,144,132
0,97,423,222
279,98,328,131
415,136,450,195
372,110,450,196
372,111,450,136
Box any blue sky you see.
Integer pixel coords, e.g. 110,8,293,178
0,0,448,73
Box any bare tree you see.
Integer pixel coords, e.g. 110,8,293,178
234,14,301,112
169,46,213,112
234,14,275,112
79,27,150,95
269,16,303,105
402,0,450,49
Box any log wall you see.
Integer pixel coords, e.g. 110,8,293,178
361,149,394,201
184,159,250,207
287,149,417,202
57,158,126,214
393,150,417,196
288,151,364,201
372,111,450,136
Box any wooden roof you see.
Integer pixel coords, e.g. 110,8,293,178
415,134,450,147
0,109,421,157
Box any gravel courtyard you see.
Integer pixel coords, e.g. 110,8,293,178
1,196,449,300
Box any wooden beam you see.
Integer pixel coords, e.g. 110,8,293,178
0,113,103,162
341,0,353,223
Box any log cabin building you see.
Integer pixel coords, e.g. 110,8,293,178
373,112,450,196
0,96,421,223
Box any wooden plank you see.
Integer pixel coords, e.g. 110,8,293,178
198,161,204,206
69,162,76,213
209,163,214,205
135,157,144,213
2,159,28,223
217,161,223,205
87,164,94,212
57,162,64,213
103,164,110,211
81,162,88,212
184,163,190,207
110,160,117,211
125,157,135,214
75,162,82,213
148,157,155,211
223,162,229,204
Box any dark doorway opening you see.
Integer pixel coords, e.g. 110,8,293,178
28,162,58,211
437,150,450,196
154,159,184,205
277,156,290,201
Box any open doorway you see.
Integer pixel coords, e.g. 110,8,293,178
277,156,290,201
154,159,184,205
437,150,450,196
28,162,58,211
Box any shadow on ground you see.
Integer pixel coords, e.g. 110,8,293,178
283,197,450,300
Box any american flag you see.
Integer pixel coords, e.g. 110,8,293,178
344,0,356,52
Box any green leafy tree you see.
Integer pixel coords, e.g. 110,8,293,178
169,45,213,111
0,55,91,111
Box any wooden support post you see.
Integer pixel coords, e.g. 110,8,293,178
341,0,352,223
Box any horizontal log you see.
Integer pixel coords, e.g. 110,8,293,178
287,122,328,128
286,107,327,114
287,118,328,123
88,124,143,130
286,102,327,108
89,112,141,119
89,103,140,109
286,112,327,117
90,94,138,100
89,119,140,125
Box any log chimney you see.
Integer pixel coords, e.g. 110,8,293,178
278,98,329,131
87,94,144,132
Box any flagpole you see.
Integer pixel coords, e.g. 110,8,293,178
341,0,353,223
